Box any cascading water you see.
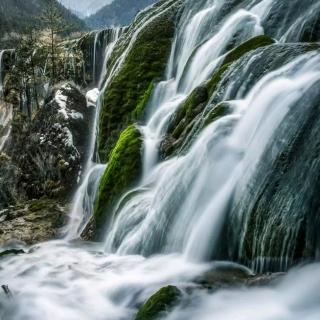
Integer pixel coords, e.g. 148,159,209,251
103,0,320,261
1,0,320,319
0,50,13,152
66,0,183,238
65,28,122,239
0,50,4,99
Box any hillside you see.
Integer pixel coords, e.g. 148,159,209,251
58,0,113,17
0,0,87,48
86,0,157,29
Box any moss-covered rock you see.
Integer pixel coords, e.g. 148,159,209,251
98,3,180,161
169,86,208,138
203,102,231,127
160,86,209,158
221,35,275,66
93,125,143,238
207,35,275,97
160,35,275,159
132,81,155,122
135,285,181,320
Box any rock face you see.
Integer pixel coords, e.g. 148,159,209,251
0,199,67,245
0,82,91,245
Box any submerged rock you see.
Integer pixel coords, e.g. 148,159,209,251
135,285,182,320
194,262,284,290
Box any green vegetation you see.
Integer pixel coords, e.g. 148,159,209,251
207,35,275,96
132,81,155,121
135,286,181,320
221,35,275,66
0,0,86,49
170,86,208,139
203,102,231,127
98,6,177,161
5,1,84,118
94,125,143,237
206,63,232,97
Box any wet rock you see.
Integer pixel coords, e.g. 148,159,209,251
0,199,68,246
194,262,284,290
0,248,25,258
135,285,182,320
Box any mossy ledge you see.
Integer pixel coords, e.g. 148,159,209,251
207,34,275,96
93,125,143,238
98,3,180,161
160,35,275,159
135,285,182,320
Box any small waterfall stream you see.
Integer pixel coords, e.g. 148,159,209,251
1,0,320,319
0,50,13,152
0,50,5,99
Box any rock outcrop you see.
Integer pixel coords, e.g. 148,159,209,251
0,82,92,245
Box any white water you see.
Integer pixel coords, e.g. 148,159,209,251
141,0,266,176
103,0,320,257
0,50,13,152
166,263,320,320
0,50,5,99
1,0,320,319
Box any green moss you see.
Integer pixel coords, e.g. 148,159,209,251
98,7,178,161
28,199,52,212
222,35,275,66
132,81,155,121
169,86,208,138
94,125,143,237
206,63,232,97
135,286,181,320
206,35,275,97
203,102,231,127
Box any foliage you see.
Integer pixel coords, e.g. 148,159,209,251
0,0,86,49
5,3,85,118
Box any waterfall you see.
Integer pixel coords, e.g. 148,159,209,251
66,0,186,238
1,0,320,319
104,0,320,263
